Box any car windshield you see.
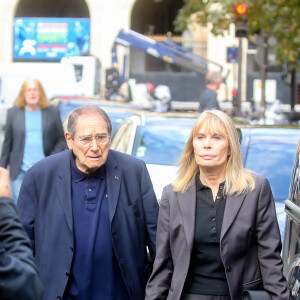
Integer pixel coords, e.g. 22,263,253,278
106,112,134,135
132,119,195,166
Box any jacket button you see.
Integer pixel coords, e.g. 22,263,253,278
70,246,74,252
65,271,70,277
57,297,62,300
227,266,232,272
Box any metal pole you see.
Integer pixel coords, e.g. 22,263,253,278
291,68,296,110
236,38,242,117
260,33,268,120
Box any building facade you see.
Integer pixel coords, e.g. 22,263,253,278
0,0,247,102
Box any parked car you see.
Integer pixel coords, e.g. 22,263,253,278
51,97,145,134
111,112,198,200
282,140,300,298
238,126,300,240
111,111,300,240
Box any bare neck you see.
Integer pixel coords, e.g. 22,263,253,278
199,167,225,196
25,105,40,111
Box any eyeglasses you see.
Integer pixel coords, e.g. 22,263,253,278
74,134,110,146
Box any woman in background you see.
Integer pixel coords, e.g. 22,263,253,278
0,79,66,202
145,109,288,300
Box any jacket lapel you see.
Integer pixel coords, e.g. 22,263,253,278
177,180,196,255
221,192,246,241
56,152,73,233
41,108,47,133
105,152,121,222
17,108,25,136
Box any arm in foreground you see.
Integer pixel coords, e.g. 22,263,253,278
0,168,43,299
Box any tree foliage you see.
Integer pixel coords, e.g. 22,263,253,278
172,0,300,68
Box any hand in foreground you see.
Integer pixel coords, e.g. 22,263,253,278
0,167,12,198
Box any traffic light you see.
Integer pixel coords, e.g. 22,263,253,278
231,90,238,116
234,3,248,38
105,67,119,91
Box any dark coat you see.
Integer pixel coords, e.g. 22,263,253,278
145,174,289,300
198,88,220,112
0,196,43,299
0,105,66,180
17,149,159,300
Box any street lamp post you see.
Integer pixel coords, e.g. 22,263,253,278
234,3,248,117
260,32,268,120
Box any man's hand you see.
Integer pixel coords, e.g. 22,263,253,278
0,167,12,198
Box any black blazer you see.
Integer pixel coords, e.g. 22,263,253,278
17,149,159,300
145,174,289,300
0,196,43,299
0,105,66,180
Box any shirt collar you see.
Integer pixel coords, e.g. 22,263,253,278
196,172,225,191
70,153,106,183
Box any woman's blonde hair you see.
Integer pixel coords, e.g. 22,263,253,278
14,79,49,109
173,109,255,195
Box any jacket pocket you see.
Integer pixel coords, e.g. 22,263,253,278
127,199,140,217
243,278,264,290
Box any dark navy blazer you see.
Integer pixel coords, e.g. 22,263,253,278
17,149,159,300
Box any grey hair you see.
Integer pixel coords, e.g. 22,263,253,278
67,105,112,139
205,71,223,85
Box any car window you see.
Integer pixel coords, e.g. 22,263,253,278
111,120,134,153
132,124,191,166
244,135,299,202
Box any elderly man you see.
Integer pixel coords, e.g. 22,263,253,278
17,105,159,300
198,71,223,112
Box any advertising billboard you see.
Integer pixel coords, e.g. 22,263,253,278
13,18,90,60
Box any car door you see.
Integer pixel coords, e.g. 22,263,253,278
282,141,300,298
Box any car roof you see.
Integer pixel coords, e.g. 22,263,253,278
119,111,276,127
51,96,147,109
51,98,149,120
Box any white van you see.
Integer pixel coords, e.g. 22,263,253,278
0,56,101,127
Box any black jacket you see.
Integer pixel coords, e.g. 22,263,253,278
0,196,43,299
0,105,66,180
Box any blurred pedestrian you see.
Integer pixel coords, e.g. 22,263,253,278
145,109,288,299
17,105,159,300
198,71,223,112
0,167,43,300
0,79,66,202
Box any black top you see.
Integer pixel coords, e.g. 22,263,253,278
183,175,230,296
0,196,43,299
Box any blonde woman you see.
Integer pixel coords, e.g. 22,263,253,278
145,110,288,300
0,79,66,202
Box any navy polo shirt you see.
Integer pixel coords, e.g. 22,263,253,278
64,155,130,300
